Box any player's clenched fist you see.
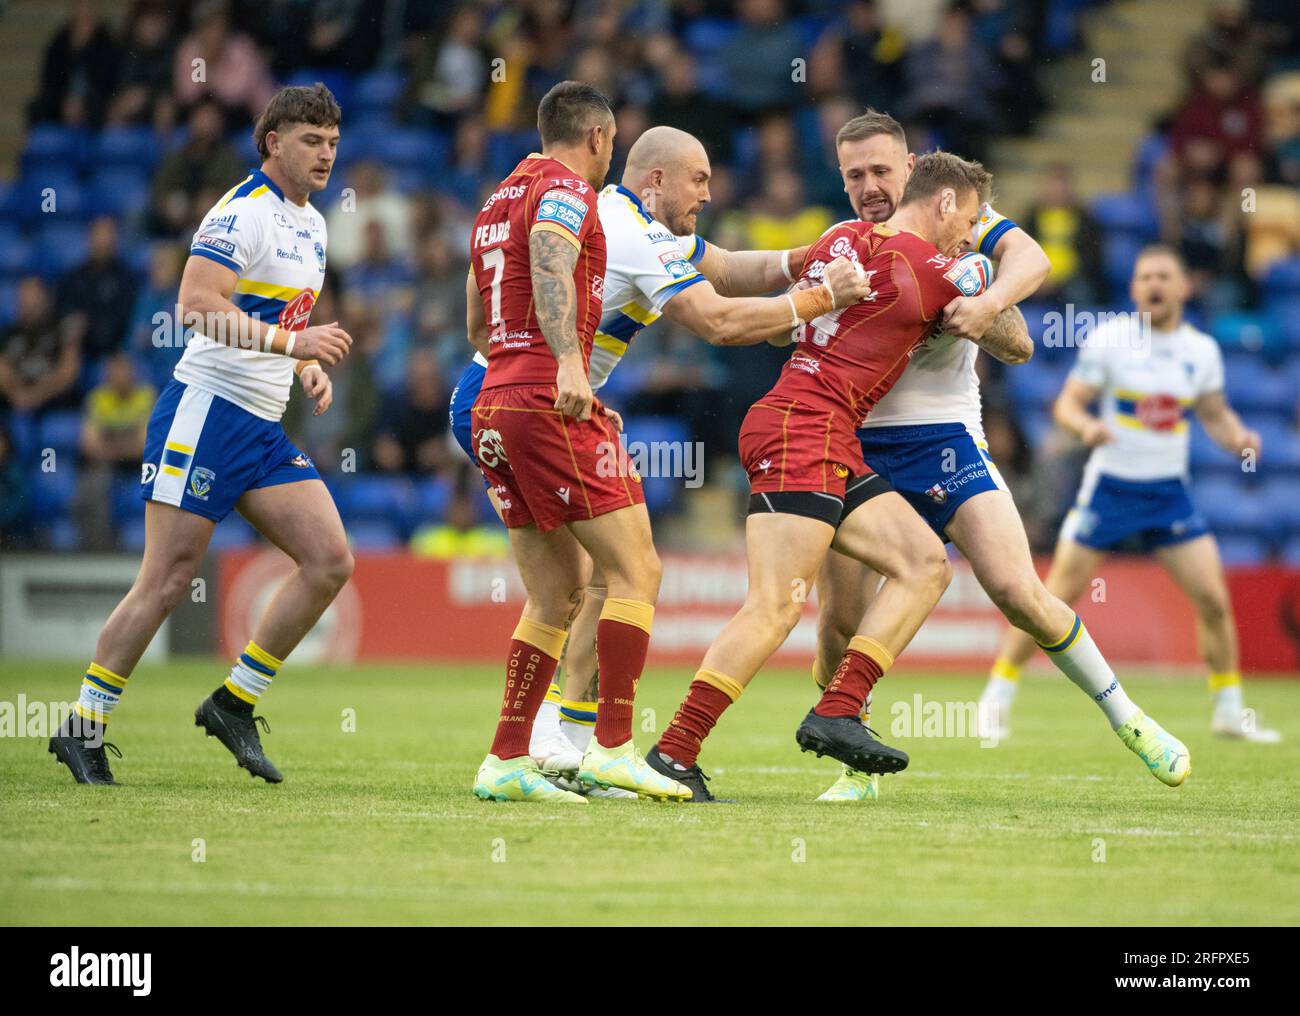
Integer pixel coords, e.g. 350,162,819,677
554,355,594,420
821,256,875,309
1080,418,1114,447
294,322,353,366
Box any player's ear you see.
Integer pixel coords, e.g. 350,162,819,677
940,188,956,215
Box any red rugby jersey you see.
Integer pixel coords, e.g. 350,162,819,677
471,154,607,390
771,220,985,425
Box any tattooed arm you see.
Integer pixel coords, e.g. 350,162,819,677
529,229,593,420
972,304,1033,365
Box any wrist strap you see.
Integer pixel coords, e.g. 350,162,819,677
283,331,296,357
790,284,835,324
780,249,794,282
783,293,800,329
295,358,320,376
262,324,278,353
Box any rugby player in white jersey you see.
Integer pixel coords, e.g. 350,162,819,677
49,84,355,785
811,110,1192,801
983,245,1278,743
450,124,884,796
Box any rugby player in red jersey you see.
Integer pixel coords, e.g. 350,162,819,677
646,153,1033,799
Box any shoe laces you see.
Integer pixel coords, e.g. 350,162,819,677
88,741,121,781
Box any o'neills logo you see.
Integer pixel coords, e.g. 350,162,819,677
50,947,151,995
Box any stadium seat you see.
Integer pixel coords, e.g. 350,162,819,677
33,221,90,276
352,69,405,116
486,130,535,180
379,127,450,173
1223,355,1296,417
88,167,151,219
1018,410,1056,448
93,126,159,171
1262,477,1300,529
120,517,147,552
622,415,692,515
1189,426,1246,472
38,411,82,455
1006,360,1070,409
1131,133,1169,198
208,515,257,551
1102,234,1143,294
1260,257,1300,297
48,517,80,552
28,458,78,511
339,474,417,531
20,124,85,173
1091,192,1159,239
11,173,86,225
281,68,351,112
1210,310,1279,356
347,519,402,551
1214,533,1271,565
1282,534,1300,565
413,476,452,524
110,475,142,525
1254,419,1300,472
0,280,18,327
0,235,35,278
1195,476,1270,532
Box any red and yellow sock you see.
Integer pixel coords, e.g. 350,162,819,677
658,668,744,767
815,636,893,719
593,598,654,748
489,617,566,760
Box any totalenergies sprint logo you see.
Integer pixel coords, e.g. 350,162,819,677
280,289,316,331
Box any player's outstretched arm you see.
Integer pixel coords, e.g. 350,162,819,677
1053,376,1111,446
971,304,1033,364
942,227,1050,340
178,255,352,365
694,243,811,297
465,268,489,357
661,256,871,346
1195,391,1261,458
528,228,593,420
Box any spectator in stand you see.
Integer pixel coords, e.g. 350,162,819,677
150,98,244,238
325,161,414,271
0,425,30,548
720,0,805,119
404,4,488,129
409,478,509,559
57,217,138,362
1168,57,1266,181
173,0,276,124
1023,163,1106,305
29,0,118,128
105,0,179,129
809,0,907,113
72,352,154,550
371,351,449,476
738,166,835,251
127,243,185,390
646,41,734,163
0,278,81,417
901,5,1004,161
409,228,470,372
1176,175,1246,315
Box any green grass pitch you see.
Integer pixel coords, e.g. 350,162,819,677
1,659,1297,925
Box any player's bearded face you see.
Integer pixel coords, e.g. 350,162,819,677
658,161,711,236
838,135,909,222
1131,257,1187,323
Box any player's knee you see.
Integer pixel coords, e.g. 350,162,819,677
1192,589,1230,627
917,544,952,598
153,558,202,614
308,542,354,594
984,572,1041,628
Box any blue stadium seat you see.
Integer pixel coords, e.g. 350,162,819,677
93,126,159,171
622,415,692,515
1131,133,1168,198
377,127,449,172
120,517,147,552
1282,535,1300,565
89,167,151,219
1254,419,1300,472
340,474,416,529
413,475,452,523
683,17,741,59
0,279,18,327
0,234,35,278
1214,533,1271,565
110,475,142,525
486,130,534,180
28,461,77,518
1260,257,1300,297
21,124,85,173
1195,476,1270,533
348,519,402,550
1262,477,1300,529
38,411,82,454
1210,310,1277,355
1223,355,1296,417
1018,409,1056,448
1091,192,1159,239
208,515,256,550
1102,234,1143,294
9,173,86,225
1189,426,1245,472
1006,360,1070,408
49,517,80,552
281,68,351,112
352,69,405,115
34,220,90,276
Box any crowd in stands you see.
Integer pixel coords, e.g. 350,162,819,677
1,0,1297,563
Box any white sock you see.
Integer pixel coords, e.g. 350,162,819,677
530,683,563,744
1039,615,1139,730
1212,683,1243,717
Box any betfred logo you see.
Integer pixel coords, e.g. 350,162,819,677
1136,393,1184,431
280,289,316,331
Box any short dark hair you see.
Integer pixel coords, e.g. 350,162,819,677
253,83,341,159
835,107,907,149
537,80,613,147
1135,243,1186,270
899,150,993,207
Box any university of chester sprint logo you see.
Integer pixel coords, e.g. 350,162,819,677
189,467,216,501
925,483,947,505
476,428,507,468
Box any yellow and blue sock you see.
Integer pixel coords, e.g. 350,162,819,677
1208,670,1243,715
1037,613,1138,729
559,696,597,752
75,662,128,725
224,641,283,706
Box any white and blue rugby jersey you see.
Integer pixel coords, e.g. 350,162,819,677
1071,317,1223,482
589,184,707,389
178,168,327,420
862,204,1017,435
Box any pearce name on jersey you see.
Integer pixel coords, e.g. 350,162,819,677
471,155,607,390
179,169,326,421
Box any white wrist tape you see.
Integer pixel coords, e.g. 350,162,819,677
780,249,795,282
283,331,296,357
262,324,278,353
784,293,801,328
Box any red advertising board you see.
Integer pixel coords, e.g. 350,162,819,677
217,549,1300,673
